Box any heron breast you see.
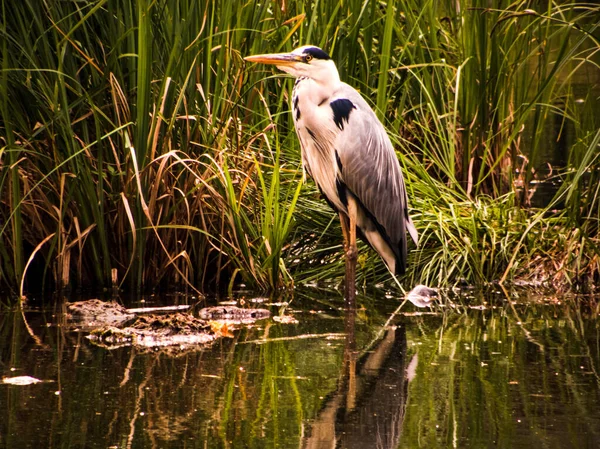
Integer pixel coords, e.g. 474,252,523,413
297,125,344,212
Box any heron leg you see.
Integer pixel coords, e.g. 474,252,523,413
340,202,357,305
339,211,350,253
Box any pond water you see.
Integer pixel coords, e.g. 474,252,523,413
0,289,598,449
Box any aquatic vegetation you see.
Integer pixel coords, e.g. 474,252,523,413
0,1,599,296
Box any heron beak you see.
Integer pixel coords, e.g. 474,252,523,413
244,52,303,67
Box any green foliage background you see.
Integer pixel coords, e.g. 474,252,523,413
1,0,599,296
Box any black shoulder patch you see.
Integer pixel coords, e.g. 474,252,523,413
302,46,331,60
330,99,356,130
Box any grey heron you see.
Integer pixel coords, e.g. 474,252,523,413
245,46,418,299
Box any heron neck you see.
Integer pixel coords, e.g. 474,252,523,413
305,74,341,106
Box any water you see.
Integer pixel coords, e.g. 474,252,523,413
0,290,598,448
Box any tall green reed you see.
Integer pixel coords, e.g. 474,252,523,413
0,0,304,294
0,0,598,295
367,1,598,286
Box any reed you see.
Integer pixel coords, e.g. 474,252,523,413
0,0,598,296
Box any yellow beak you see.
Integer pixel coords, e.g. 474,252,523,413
243,52,303,66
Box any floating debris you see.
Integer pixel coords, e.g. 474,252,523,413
67,299,135,328
198,306,270,324
125,305,190,314
2,376,43,386
273,315,299,324
240,333,346,345
406,285,437,308
88,326,216,349
265,301,289,307
469,305,487,310
400,311,439,316
67,300,272,351
87,313,216,350
209,321,235,338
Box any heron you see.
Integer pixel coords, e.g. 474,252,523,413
245,45,418,300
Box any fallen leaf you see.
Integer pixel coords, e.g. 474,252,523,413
209,321,234,338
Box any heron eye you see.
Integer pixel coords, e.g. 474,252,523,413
305,54,313,63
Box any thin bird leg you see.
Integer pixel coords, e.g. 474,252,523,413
345,201,358,305
339,211,355,305
339,211,350,252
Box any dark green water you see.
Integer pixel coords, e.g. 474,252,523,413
0,289,598,449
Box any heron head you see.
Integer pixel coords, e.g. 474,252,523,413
245,45,338,84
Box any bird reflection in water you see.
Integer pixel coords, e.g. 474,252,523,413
301,296,416,449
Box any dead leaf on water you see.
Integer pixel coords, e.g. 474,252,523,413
209,321,234,338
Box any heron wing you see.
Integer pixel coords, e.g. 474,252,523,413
332,84,417,272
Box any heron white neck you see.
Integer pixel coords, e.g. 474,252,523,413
313,60,340,95
301,61,341,106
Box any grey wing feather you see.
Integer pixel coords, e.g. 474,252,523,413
333,84,418,258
